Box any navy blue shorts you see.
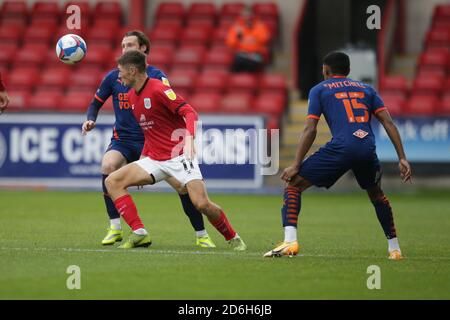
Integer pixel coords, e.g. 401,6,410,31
105,139,144,163
298,144,382,189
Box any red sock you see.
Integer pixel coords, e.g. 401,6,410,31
114,194,144,231
208,211,236,241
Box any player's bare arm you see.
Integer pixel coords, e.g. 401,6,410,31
281,118,319,182
375,110,412,183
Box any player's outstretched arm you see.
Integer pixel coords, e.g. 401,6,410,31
281,118,318,182
375,110,412,183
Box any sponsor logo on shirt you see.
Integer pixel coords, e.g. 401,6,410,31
353,129,369,139
164,89,177,101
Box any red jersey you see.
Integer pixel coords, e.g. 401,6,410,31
128,77,197,161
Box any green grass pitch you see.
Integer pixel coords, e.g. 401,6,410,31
0,189,449,299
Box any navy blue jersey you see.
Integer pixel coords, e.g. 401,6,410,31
307,76,386,152
93,66,169,142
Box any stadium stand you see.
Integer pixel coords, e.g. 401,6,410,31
0,0,288,129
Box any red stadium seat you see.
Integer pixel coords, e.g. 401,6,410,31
23,25,54,45
204,49,233,70
405,94,438,116
418,50,449,71
86,27,117,47
195,72,228,94
32,1,60,17
381,92,406,117
168,70,198,94
433,4,450,21
61,89,94,112
260,73,287,94
210,26,230,47
220,93,253,113
39,67,71,90
416,68,447,79
82,46,112,67
425,28,450,48
69,67,104,90
172,47,205,70
0,25,24,44
149,27,180,46
28,89,64,111
179,27,212,46
1,1,28,18
8,68,40,90
156,2,185,21
188,3,216,20
252,93,286,116
252,2,279,21
220,3,245,20
13,45,48,67
94,1,123,21
148,49,173,71
189,92,221,113
380,75,409,95
153,18,183,29
0,44,16,65
7,90,31,111
227,73,258,95
186,18,216,29
439,94,450,115
412,75,444,95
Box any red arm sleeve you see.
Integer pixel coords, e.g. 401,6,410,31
0,72,5,91
177,104,198,137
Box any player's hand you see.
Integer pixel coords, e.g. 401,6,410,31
398,158,412,183
281,165,299,183
183,135,196,161
0,90,9,114
81,120,96,135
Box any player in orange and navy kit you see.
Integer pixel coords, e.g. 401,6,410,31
81,31,214,248
264,51,412,260
104,50,247,250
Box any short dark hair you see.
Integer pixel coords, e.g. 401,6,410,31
117,50,147,73
323,51,350,75
124,30,150,54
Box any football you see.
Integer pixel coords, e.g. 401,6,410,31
55,34,87,65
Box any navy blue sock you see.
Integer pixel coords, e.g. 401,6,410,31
372,195,397,239
179,193,205,232
281,186,302,227
102,174,120,220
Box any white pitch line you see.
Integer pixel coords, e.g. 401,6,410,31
1,246,450,261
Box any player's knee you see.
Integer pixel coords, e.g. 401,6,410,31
105,174,120,192
368,186,384,202
192,198,210,213
101,160,121,175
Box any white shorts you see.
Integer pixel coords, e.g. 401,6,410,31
135,155,203,186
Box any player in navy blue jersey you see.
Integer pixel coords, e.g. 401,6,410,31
264,51,411,260
81,30,215,248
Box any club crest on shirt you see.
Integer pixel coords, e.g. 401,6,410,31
144,98,152,109
164,89,177,101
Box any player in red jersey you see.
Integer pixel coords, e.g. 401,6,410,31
0,72,9,114
105,50,247,250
